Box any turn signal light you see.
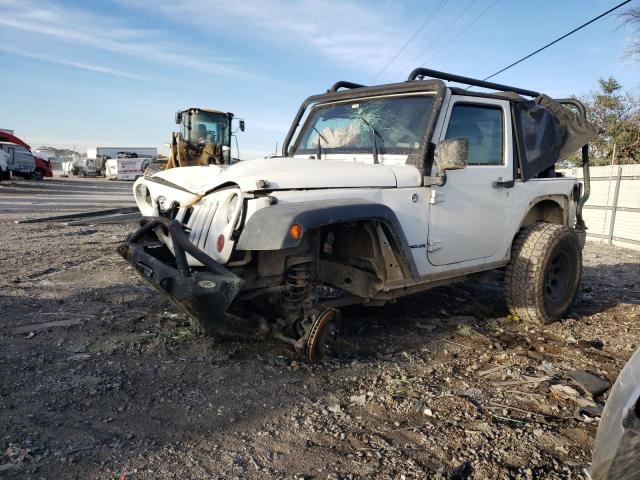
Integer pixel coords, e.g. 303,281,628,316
217,234,225,252
289,224,303,239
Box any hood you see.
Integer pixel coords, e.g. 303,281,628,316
152,157,422,194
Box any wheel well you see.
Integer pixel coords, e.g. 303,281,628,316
321,220,411,283
520,199,566,228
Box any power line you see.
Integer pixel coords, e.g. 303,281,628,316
424,0,501,66
481,0,633,82
371,0,450,82
394,0,478,81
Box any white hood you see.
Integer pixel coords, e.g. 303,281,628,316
151,157,422,194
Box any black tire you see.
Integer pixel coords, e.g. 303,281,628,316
143,163,164,178
79,170,87,178
505,222,582,324
33,168,44,181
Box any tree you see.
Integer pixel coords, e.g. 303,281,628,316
620,7,640,61
578,77,640,165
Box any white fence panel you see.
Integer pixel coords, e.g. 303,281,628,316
559,165,640,251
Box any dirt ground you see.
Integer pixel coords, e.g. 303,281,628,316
1,179,640,479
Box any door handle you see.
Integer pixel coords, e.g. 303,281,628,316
492,178,515,189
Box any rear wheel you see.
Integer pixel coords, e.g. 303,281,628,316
505,223,582,324
33,168,44,181
79,170,87,178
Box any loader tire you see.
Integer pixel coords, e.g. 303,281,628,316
505,222,582,324
143,164,164,178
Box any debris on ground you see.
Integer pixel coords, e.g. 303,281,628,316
568,368,612,398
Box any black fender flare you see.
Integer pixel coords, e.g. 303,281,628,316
236,198,419,280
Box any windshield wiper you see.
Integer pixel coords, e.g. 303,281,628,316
358,117,384,164
312,127,329,160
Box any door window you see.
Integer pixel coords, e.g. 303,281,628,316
445,104,504,165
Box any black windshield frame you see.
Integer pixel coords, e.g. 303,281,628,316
282,80,447,174
291,94,436,158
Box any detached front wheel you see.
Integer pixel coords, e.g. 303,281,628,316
305,308,340,363
505,223,582,324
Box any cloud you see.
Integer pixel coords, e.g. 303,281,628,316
0,46,145,80
0,0,250,77
119,0,412,73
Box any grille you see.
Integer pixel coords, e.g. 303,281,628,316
185,200,219,253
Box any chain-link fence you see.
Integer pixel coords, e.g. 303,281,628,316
561,164,640,251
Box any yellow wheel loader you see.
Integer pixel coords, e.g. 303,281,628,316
145,108,244,176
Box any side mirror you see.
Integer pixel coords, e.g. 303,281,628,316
239,120,245,132
175,111,182,125
434,138,468,174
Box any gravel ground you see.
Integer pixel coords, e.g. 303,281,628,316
1,182,639,479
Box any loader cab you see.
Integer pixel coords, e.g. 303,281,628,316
176,108,235,148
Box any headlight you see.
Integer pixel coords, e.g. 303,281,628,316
135,183,151,206
226,194,239,223
133,179,157,217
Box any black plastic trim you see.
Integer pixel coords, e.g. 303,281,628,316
236,199,420,280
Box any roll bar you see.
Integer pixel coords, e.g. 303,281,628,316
327,81,365,92
407,67,541,98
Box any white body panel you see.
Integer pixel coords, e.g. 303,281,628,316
151,157,421,194
249,179,576,281
428,95,515,265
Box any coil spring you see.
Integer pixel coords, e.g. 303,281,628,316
282,263,310,310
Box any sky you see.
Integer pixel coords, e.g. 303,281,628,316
0,0,638,159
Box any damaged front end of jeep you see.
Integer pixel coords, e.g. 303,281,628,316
119,172,416,362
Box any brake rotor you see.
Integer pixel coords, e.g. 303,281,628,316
305,308,340,363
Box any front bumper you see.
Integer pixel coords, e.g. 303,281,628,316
118,217,244,334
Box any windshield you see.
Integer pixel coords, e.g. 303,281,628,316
187,111,230,146
292,94,434,160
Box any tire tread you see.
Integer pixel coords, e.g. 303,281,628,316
505,222,581,324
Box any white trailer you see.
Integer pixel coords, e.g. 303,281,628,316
87,147,157,160
104,157,151,181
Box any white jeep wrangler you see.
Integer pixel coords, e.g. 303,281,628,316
120,69,599,362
